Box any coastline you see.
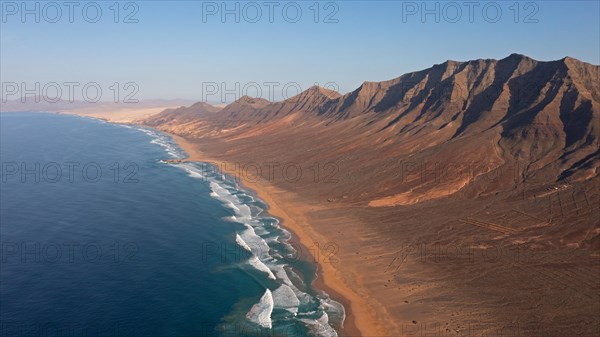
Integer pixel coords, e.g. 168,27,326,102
166,133,380,337
44,109,389,336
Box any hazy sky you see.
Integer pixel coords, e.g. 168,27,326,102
1,0,598,102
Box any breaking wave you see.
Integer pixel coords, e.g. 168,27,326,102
246,289,274,329
131,125,345,336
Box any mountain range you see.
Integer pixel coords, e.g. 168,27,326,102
139,54,600,336
144,54,599,205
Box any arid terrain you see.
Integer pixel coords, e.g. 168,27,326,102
19,54,597,336
2,0,597,334
139,54,600,337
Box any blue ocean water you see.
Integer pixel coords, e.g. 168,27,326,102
0,113,344,337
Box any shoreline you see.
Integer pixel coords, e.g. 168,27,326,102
166,133,379,337
28,111,388,336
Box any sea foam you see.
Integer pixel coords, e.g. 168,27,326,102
272,284,300,315
141,135,344,335
246,289,274,329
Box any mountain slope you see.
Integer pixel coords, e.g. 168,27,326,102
143,101,221,126
141,54,600,337
145,54,599,205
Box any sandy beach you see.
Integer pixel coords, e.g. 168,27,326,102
62,107,182,124
28,108,386,334
167,133,387,337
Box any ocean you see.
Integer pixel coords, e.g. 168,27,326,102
0,113,344,337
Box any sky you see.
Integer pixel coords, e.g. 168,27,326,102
1,0,599,102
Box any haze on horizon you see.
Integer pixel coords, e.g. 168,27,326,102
1,0,598,103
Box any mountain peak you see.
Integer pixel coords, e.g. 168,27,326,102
302,85,342,99
560,55,590,68
507,52,528,58
236,95,270,106
190,101,215,108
